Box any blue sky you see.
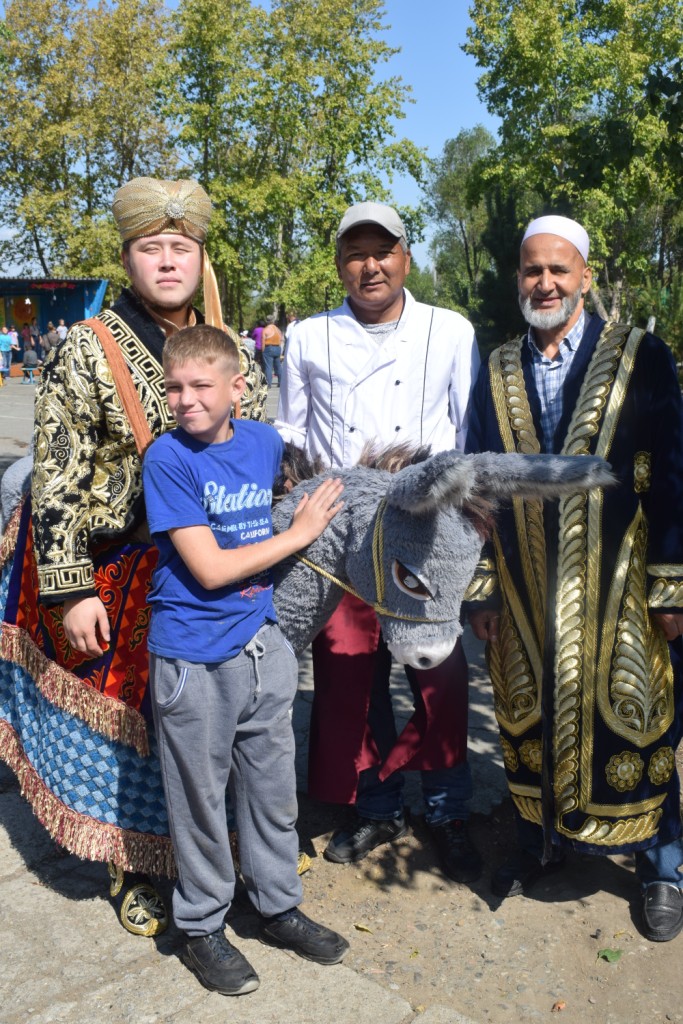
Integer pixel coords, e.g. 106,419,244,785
378,1,499,265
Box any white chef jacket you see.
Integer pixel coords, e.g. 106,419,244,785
275,289,480,468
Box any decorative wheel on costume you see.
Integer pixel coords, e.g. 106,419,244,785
108,862,168,936
297,851,312,875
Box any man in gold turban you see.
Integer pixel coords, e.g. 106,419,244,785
0,178,266,935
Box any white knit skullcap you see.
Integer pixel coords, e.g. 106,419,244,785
522,215,589,263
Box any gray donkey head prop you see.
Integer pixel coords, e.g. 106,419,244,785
272,448,613,670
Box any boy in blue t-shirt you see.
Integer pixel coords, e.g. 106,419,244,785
143,324,347,996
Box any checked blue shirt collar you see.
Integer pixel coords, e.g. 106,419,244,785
527,310,586,452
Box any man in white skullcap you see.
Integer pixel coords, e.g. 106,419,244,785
0,178,266,935
276,201,483,884
465,213,683,942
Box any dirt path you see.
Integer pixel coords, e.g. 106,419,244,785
288,634,683,1024
292,792,682,1024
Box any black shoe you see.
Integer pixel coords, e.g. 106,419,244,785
324,815,408,864
429,819,483,883
642,883,683,942
259,908,350,965
182,930,260,995
491,848,566,898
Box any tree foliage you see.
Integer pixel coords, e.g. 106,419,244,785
169,0,426,324
426,126,495,317
0,0,425,326
0,0,174,278
463,0,683,322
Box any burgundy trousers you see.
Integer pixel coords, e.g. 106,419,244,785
308,593,469,804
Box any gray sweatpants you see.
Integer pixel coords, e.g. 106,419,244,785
150,621,303,936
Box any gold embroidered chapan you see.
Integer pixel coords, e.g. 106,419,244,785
465,316,683,853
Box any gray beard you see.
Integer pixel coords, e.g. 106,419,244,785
519,284,583,331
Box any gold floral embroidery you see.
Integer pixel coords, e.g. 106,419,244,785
519,739,542,774
648,747,675,786
606,511,674,744
463,557,498,602
553,325,643,820
489,342,546,648
605,751,644,792
487,602,539,734
510,792,543,825
561,808,662,845
649,579,683,607
499,736,518,773
647,564,683,577
633,451,651,493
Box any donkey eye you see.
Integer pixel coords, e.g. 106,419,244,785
391,561,433,601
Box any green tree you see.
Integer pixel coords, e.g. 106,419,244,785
0,0,173,278
427,126,496,316
405,261,437,307
464,0,683,321
171,0,426,324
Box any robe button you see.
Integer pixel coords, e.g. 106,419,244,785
349,426,355,433
395,426,400,432
395,379,401,385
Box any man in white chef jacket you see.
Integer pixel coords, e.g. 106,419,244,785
276,202,482,883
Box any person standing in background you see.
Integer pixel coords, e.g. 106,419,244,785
261,316,283,387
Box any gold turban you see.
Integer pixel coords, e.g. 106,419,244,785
112,177,212,244
113,177,225,329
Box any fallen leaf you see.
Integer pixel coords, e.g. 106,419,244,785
597,948,623,963
353,923,373,933
409,949,420,959
551,1001,567,1012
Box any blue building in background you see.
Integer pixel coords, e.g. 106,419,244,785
0,277,108,336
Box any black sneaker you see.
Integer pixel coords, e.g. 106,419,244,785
491,848,565,898
324,815,408,864
259,908,350,964
642,882,683,942
182,930,260,995
429,819,483,883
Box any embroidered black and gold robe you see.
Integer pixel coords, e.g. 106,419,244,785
465,314,683,855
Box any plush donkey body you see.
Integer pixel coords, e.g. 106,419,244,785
272,449,613,670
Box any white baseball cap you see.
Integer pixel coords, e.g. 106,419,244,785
336,201,408,246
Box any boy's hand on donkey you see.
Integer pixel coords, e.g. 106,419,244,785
290,478,344,547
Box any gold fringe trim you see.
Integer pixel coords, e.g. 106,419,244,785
0,502,23,569
0,720,176,877
0,623,149,757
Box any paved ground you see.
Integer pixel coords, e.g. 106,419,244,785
0,374,35,477
1,378,681,1024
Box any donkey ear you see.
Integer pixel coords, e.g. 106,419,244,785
466,452,616,500
385,452,477,513
384,451,615,514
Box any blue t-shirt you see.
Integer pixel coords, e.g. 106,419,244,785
143,418,284,662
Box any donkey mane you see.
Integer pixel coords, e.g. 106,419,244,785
274,441,432,496
359,441,432,472
274,441,493,538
